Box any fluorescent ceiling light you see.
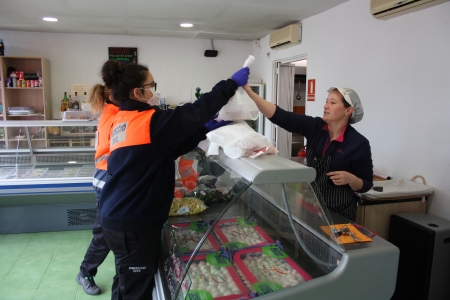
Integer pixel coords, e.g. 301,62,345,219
68,161,77,164
43,17,58,22
180,23,193,28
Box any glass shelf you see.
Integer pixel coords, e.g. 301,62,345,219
0,120,97,154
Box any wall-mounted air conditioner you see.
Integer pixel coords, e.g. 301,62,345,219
269,23,301,50
371,0,447,20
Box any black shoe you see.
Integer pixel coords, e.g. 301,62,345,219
76,271,101,295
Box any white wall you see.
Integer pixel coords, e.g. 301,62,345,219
0,30,252,117
251,0,450,221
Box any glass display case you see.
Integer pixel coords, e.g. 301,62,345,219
0,120,97,234
156,149,399,300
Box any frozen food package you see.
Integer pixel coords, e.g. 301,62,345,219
233,245,312,295
184,252,250,300
195,185,234,204
213,217,274,250
169,197,208,216
169,221,220,254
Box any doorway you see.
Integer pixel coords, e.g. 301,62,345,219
272,57,307,158
292,59,307,157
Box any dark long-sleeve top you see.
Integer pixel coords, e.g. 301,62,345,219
269,106,373,193
99,79,237,231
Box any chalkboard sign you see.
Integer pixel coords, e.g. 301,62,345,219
108,47,138,64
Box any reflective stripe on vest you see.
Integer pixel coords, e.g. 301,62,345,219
110,109,154,151
94,104,120,170
95,154,109,170
93,177,106,189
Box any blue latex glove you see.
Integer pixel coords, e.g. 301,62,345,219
204,114,232,132
230,67,250,87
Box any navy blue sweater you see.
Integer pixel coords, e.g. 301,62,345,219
99,79,237,231
270,106,373,193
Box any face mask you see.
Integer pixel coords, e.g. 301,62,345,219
147,93,161,106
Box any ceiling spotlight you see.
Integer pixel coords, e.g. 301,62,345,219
180,23,193,28
43,17,58,22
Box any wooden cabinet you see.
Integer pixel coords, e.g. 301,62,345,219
355,176,429,239
356,195,427,240
0,56,51,120
0,60,3,148
0,56,51,149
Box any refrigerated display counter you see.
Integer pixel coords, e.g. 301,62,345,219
156,149,399,300
0,120,98,234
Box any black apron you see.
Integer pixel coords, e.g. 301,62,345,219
307,136,357,221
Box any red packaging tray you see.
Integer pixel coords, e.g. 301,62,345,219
213,217,274,249
184,253,250,300
170,221,220,254
233,245,312,295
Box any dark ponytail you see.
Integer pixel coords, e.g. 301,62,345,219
101,60,149,102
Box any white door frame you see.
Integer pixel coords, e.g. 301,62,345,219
270,54,308,148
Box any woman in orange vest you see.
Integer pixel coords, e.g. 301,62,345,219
76,84,119,296
99,60,249,299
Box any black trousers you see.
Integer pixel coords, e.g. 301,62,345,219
103,226,163,300
80,199,110,277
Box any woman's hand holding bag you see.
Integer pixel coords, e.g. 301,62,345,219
219,55,259,121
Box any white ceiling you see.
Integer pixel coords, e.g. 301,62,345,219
0,0,349,41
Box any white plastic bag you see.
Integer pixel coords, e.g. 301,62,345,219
205,121,277,159
218,55,259,121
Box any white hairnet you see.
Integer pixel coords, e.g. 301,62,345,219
328,87,364,124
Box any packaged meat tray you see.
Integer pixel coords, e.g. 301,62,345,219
40,170,62,178
26,168,48,178
184,252,250,300
170,221,220,254
233,245,312,295
61,167,80,177
213,217,274,250
3,167,31,179
62,110,92,121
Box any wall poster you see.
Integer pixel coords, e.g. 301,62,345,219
108,47,138,64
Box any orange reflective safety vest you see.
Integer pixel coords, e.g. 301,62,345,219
94,103,120,170
110,109,155,152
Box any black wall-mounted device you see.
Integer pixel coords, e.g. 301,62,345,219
204,50,218,57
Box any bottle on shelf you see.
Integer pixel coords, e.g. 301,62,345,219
67,94,73,109
61,92,68,112
72,92,80,110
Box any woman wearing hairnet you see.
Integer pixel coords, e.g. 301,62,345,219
243,85,373,221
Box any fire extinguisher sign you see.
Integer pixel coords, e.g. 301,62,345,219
307,79,316,102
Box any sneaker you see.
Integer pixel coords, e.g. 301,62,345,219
76,271,101,295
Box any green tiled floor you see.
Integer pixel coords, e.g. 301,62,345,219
0,230,115,300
